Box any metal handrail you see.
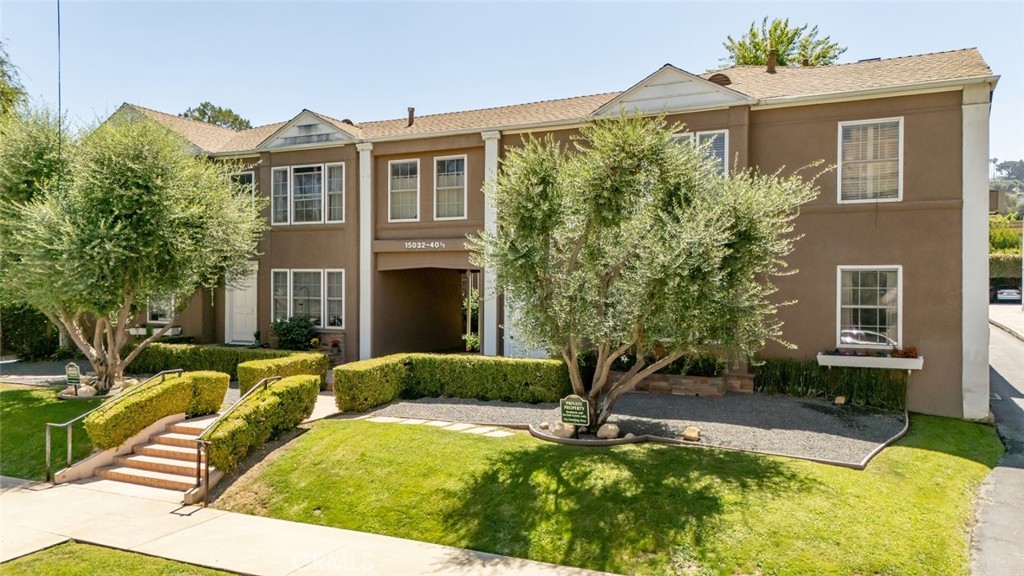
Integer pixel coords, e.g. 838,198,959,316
45,369,184,481
194,375,282,506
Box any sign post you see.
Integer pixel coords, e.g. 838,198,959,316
65,362,81,394
559,394,590,430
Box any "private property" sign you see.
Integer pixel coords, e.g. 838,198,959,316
559,394,589,426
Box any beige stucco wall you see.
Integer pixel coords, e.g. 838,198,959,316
750,91,965,417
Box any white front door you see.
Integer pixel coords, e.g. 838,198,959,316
503,299,548,359
225,266,258,344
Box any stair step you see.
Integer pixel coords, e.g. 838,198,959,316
152,432,200,448
97,465,198,491
116,454,209,476
135,443,204,462
170,415,218,435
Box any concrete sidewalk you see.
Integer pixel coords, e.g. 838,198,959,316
971,326,1024,575
0,476,609,575
989,303,1024,342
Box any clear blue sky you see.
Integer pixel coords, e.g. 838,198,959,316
2,1,1022,163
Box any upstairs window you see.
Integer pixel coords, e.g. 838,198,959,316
327,163,345,222
838,118,902,203
671,129,729,175
270,163,345,224
272,169,289,224
389,160,419,222
232,171,255,197
434,155,467,220
292,165,323,223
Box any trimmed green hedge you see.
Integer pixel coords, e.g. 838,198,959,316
334,354,571,412
126,343,291,379
237,353,329,394
126,343,328,386
84,371,229,449
206,375,319,474
753,358,907,411
991,253,1022,279
333,355,411,413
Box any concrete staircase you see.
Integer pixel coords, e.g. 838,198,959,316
96,415,223,493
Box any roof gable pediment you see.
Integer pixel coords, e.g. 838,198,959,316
258,110,356,150
592,65,753,116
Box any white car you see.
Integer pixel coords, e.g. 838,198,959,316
995,288,1022,302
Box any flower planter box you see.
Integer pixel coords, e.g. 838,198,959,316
816,354,924,371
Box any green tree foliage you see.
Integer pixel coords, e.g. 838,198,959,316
0,40,26,116
995,160,1024,181
723,17,847,67
180,101,252,130
0,107,72,204
471,114,820,425
0,112,266,389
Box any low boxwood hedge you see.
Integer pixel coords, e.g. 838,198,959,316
206,375,319,474
84,371,229,449
333,355,410,413
333,354,570,412
127,343,290,380
237,353,329,394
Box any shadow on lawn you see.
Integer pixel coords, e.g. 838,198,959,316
438,440,813,574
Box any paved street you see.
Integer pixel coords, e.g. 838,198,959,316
972,324,1024,575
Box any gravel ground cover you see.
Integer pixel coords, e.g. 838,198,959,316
368,392,906,465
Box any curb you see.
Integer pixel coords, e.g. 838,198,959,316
989,318,1024,343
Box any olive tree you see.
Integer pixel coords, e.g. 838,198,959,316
472,114,820,426
1,113,265,390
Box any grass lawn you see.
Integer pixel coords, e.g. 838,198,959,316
2,542,232,575
0,383,102,480
216,414,1003,576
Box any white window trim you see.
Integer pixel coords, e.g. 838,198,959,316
271,168,289,225
325,162,345,224
325,269,345,330
271,269,290,323
433,154,469,221
836,117,904,205
147,296,174,325
290,269,325,328
387,158,420,223
289,164,326,226
835,264,903,350
671,129,729,175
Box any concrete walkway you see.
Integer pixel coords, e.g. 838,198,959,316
971,325,1024,575
989,303,1024,342
0,476,609,575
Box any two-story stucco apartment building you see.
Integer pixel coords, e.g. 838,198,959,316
118,48,997,420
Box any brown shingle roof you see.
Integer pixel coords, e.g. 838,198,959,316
705,48,992,100
127,48,993,153
124,104,239,153
356,93,619,139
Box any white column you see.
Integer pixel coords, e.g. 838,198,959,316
481,130,501,356
357,142,374,360
961,83,991,420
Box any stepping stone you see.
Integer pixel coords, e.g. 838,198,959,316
367,416,404,424
443,423,476,431
460,426,496,435
425,420,452,427
397,419,428,425
484,430,515,438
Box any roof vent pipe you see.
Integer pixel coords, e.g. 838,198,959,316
407,107,415,127
767,49,778,74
